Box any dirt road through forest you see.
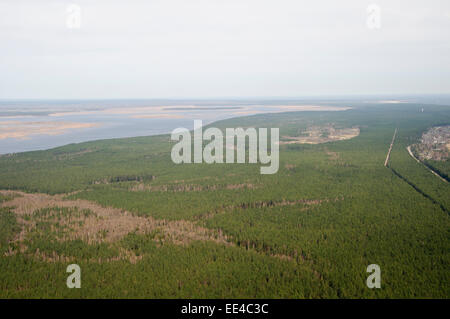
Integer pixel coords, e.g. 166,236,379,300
384,128,398,167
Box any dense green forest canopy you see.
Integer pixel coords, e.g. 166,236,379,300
0,102,449,298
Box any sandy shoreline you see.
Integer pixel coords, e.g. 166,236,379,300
46,104,351,119
0,121,99,140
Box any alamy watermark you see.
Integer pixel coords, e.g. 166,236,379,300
366,4,381,30
366,264,381,288
66,4,82,29
170,120,279,174
66,264,81,288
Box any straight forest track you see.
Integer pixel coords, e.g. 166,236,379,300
406,146,448,183
384,128,398,167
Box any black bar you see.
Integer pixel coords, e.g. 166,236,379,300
1,299,448,318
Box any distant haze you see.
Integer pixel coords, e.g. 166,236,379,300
1,0,449,99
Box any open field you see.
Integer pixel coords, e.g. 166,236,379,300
279,125,360,145
0,103,449,298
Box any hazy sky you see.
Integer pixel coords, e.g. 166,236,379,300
1,0,449,99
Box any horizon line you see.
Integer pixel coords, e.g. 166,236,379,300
1,93,450,101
